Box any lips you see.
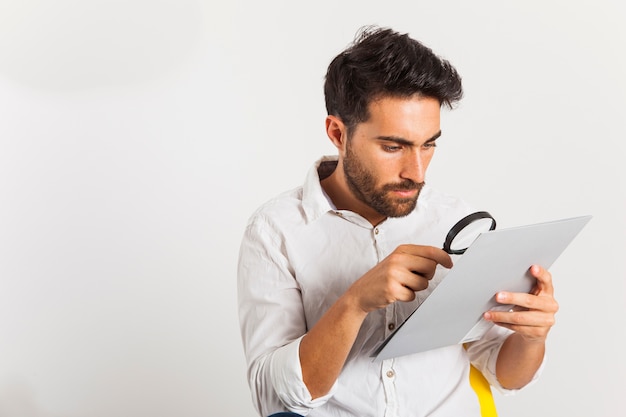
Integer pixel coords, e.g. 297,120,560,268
391,189,418,198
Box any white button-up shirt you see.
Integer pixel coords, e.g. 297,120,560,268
238,156,538,417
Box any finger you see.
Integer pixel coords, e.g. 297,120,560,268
484,309,556,328
378,254,431,292
408,258,439,281
494,291,559,313
393,283,419,303
529,264,554,296
387,247,448,280
396,268,431,292
397,245,453,269
489,321,551,342
403,277,430,294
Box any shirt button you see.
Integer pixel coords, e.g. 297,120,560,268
386,370,395,378
388,323,395,331
374,228,379,235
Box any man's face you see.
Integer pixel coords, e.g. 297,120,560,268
341,95,441,220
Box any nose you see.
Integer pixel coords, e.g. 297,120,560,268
400,150,427,183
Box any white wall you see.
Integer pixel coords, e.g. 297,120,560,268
0,1,624,416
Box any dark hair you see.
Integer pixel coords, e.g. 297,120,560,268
324,26,463,131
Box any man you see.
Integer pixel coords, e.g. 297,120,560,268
238,26,558,417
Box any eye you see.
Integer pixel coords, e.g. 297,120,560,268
382,144,403,152
422,141,437,149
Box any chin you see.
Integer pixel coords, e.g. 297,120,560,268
384,200,418,218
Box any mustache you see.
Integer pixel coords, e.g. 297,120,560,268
382,180,424,192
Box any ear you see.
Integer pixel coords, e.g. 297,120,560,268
325,115,348,153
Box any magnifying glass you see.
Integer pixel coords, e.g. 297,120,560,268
443,211,497,255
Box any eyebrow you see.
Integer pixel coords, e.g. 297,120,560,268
376,130,442,146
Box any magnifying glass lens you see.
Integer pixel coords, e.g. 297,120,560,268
447,218,493,252
443,211,496,255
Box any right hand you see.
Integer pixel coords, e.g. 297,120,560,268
345,244,453,313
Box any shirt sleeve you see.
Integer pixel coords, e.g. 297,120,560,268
237,213,336,416
465,325,545,395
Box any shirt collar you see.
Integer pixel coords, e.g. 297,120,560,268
302,155,339,224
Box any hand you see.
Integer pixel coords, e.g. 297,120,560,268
484,265,559,342
345,245,453,314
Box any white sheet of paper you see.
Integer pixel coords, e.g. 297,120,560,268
372,215,592,361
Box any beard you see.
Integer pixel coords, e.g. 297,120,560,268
343,142,424,218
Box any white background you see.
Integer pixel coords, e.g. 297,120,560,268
0,1,624,416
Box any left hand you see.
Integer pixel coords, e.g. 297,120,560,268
483,265,559,342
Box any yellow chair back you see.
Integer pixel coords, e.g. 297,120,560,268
469,364,498,417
